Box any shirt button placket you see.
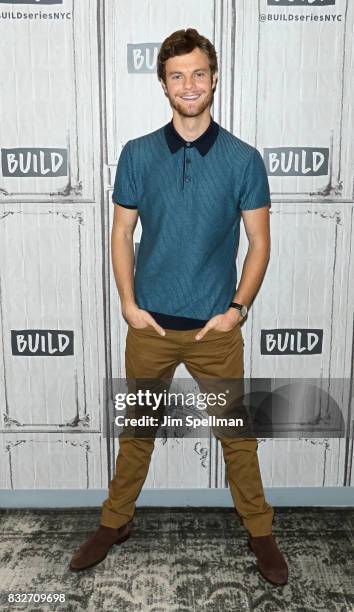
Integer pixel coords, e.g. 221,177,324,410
185,142,191,184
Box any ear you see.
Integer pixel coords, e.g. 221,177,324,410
212,71,218,91
160,78,168,96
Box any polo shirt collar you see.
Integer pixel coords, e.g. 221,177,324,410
164,117,219,156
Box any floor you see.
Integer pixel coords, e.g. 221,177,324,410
0,507,353,611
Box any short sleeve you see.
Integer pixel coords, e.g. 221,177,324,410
112,140,138,209
239,148,271,211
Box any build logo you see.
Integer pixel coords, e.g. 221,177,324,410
127,44,161,73
264,147,329,176
11,330,74,356
261,329,323,355
1,148,67,177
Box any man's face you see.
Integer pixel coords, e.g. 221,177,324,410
161,47,218,118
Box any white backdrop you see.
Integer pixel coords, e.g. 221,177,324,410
0,0,353,497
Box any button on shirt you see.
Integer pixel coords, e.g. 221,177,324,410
112,118,271,329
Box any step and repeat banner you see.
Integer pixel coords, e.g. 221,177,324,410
0,0,353,495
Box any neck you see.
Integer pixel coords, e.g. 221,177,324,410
172,109,212,142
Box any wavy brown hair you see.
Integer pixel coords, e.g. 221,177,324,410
157,28,218,83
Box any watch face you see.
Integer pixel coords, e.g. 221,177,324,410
241,306,247,317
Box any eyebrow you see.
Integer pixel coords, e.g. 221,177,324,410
168,68,208,75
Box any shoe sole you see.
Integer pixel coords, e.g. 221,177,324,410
248,538,288,586
68,529,132,572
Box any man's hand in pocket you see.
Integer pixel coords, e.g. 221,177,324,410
195,308,242,341
122,303,166,336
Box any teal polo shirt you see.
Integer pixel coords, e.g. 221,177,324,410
112,117,271,329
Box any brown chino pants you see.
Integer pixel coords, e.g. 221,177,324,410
101,323,274,537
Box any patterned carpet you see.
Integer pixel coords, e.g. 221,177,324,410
0,507,353,611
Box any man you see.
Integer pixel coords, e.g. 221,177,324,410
69,28,288,586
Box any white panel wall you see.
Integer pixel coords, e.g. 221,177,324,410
0,0,353,495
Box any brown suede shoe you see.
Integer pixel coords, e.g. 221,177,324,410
69,520,133,572
248,534,288,586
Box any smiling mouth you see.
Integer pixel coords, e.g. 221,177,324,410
180,95,200,101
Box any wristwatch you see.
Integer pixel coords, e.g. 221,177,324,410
229,302,248,318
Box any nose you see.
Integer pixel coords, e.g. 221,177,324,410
184,75,194,90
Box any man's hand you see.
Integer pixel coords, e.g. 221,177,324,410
122,303,166,336
195,308,243,341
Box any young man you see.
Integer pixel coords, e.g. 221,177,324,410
69,29,288,586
